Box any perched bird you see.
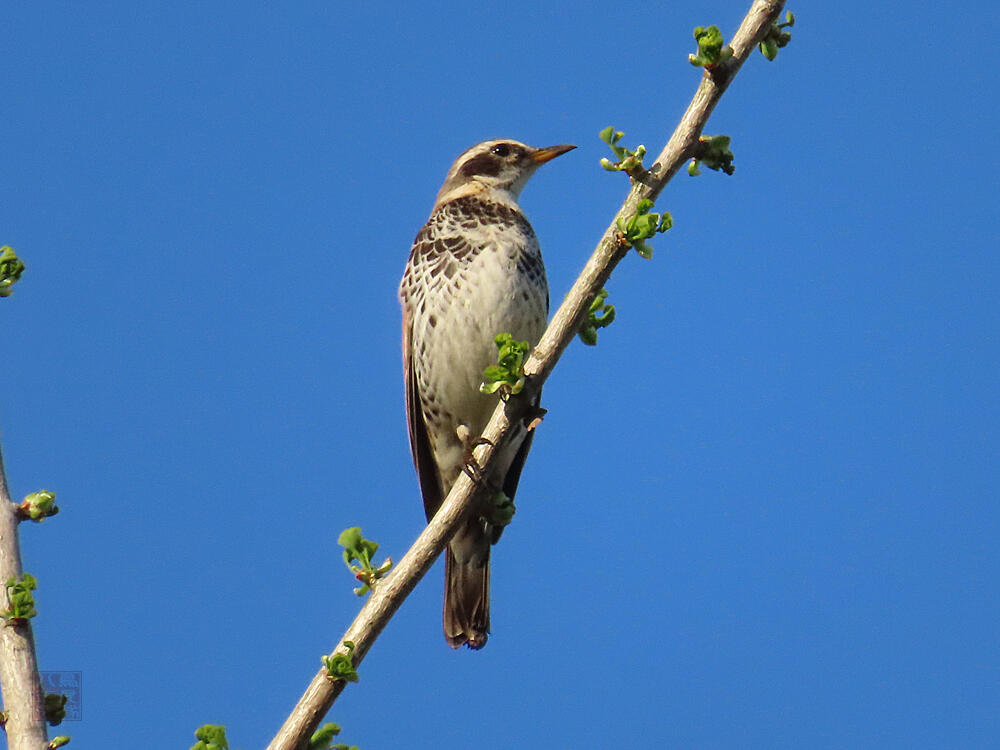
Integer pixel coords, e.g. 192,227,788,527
399,139,575,649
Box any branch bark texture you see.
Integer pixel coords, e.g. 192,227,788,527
0,445,48,750
268,2,786,747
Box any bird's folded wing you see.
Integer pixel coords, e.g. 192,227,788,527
403,307,444,522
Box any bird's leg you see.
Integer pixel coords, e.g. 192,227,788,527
458,425,500,491
456,426,515,527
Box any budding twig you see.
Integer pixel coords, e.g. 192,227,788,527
266,3,790,748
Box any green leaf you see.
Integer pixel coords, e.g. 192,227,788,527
338,527,377,568
616,200,672,259
759,9,796,60
633,241,654,260
337,527,363,557
689,25,732,67
191,725,229,750
2,573,39,622
21,489,59,521
479,333,531,398
598,127,648,177
487,491,516,526
593,304,616,328
635,214,657,234
338,528,392,595
0,246,25,297
322,641,360,683
691,134,735,176
44,693,68,726
49,738,71,749
578,288,617,346
309,722,342,750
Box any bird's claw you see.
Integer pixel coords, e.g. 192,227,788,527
460,434,495,486
461,457,485,484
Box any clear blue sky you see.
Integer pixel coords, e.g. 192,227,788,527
3,1,998,748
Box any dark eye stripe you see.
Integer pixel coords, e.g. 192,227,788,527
459,152,502,178
491,143,511,157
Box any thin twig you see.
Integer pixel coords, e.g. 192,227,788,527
267,2,786,747
0,444,49,750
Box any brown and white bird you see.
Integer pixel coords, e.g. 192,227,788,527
399,139,575,649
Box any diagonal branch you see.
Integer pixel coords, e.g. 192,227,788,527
0,444,49,750
267,1,786,747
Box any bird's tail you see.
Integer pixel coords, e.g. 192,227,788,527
443,545,490,650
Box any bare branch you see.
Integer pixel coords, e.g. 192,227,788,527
0,444,49,750
267,2,787,747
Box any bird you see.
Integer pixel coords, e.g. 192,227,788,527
399,139,575,649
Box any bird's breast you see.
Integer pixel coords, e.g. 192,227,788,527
405,205,548,438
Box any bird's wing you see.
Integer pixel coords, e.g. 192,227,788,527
402,302,444,522
486,390,541,545
502,396,539,500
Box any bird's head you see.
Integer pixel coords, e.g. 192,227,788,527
434,139,576,208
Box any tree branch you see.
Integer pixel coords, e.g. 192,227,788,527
267,2,786,747
0,444,49,750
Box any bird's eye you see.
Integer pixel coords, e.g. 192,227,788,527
491,143,511,158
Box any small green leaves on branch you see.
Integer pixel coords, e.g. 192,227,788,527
2,573,39,623
485,491,516,527
480,333,531,399
578,289,616,346
598,127,649,178
0,246,25,297
322,640,360,684
689,25,732,68
760,11,795,60
310,722,361,750
44,693,68,726
688,135,735,176
191,725,229,750
18,489,60,522
338,527,393,596
617,199,673,260
48,738,71,749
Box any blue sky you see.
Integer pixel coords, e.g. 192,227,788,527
2,1,998,748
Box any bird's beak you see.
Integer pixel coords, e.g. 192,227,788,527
530,144,577,164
